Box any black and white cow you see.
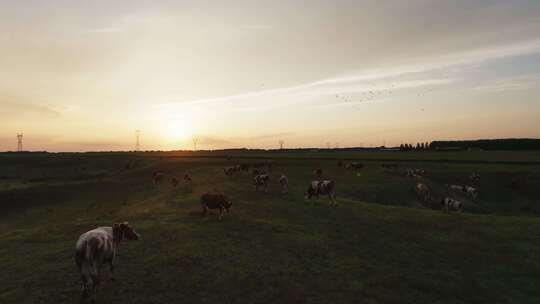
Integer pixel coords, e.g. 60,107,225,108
304,180,337,205
253,174,270,192
75,222,139,302
441,197,463,212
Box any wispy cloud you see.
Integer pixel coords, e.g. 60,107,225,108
85,27,126,34
157,38,540,112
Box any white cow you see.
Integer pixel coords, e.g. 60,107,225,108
75,223,139,302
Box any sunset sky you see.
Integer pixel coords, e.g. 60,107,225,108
1,0,540,151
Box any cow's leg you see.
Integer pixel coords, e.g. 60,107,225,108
202,205,208,217
81,275,89,299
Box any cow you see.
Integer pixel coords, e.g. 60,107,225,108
446,184,478,200
201,193,232,220
441,197,463,212
152,171,164,184
182,173,193,191
304,180,337,205
406,168,424,178
170,177,180,188
279,174,289,193
253,174,270,192
345,162,364,170
415,183,431,203
469,173,480,182
313,168,323,179
75,222,140,302
252,168,266,177
224,167,235,177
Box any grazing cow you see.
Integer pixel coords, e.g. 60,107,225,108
224,167,235,177
469,173,480,182
152,171,164,184
406,168,424,178
415,183,431,203
313,168,323,179
345,162,364,170
170,177,180,188
201,193,232,220
252,168,266,176
75,222,139,302
441,197,463,212
253,174,270,192
279,174,289,193
446,184,478,200
304,180,337,205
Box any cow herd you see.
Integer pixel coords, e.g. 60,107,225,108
74,159,483,302
414,172,481,213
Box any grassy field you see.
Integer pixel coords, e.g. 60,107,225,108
1,151,540,303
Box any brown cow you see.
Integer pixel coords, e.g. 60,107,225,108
201,193,232,220
415,183,431,203
152,171,164,184
170,177,180,188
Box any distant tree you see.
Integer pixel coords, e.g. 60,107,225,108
400,144,405,152
416,143,420,150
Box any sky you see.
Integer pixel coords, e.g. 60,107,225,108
1,0,540,151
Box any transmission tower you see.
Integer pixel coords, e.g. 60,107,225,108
17,133,23,152
135,130,140,151
192,136,199,151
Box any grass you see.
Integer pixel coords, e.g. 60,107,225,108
1,151,540,303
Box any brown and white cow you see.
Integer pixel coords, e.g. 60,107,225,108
253,174,270,192
415,183,431,203
75,222,139,302
201,193,232,220
441,197,463,212
304,180,337,205
279,174,289,193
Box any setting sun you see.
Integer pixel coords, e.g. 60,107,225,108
165,119,192,140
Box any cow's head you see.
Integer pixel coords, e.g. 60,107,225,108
113,222,140,244
304,185,316,199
